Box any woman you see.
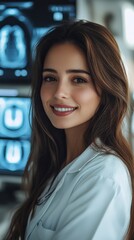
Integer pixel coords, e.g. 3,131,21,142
5,20,134,240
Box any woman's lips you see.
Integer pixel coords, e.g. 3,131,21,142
51,105,77,116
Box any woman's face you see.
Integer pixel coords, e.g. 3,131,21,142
40,42,101,130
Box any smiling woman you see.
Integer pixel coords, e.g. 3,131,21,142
40,42,100,131
5,20,134,240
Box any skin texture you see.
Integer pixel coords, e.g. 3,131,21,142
40,42,101,163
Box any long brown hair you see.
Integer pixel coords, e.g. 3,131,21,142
5,20,134,240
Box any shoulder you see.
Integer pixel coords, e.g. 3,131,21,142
98,152,129,178
68,151,132,214
81,150,131,189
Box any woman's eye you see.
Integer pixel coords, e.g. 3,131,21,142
73,77,87,83
43,76,56,82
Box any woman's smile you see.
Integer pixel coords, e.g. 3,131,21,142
50,104,78,116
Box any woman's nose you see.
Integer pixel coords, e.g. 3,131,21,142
54,82,69,99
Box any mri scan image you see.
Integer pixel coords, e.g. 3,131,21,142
0,97,31,174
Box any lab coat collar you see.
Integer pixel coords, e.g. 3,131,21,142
67,142,101,174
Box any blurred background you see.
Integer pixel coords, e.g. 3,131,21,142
0,0,134,239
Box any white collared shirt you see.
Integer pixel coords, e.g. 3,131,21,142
25,144,132,240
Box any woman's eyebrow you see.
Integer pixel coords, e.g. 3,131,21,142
66,69,91,75
42,68,57,73
43,68,90,75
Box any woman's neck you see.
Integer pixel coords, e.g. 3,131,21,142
65,124,88,165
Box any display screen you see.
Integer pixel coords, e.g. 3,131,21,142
0,0,76,84
0,96,31,175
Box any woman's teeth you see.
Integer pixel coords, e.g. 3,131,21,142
54,107,75,112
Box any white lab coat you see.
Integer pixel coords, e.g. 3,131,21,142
25,144,132,240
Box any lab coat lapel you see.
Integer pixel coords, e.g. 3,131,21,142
25,174,67,239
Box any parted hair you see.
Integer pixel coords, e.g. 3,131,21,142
5,20,134,240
